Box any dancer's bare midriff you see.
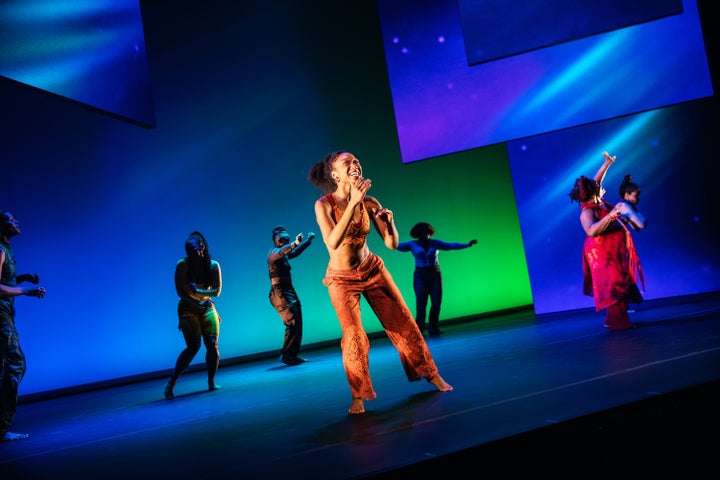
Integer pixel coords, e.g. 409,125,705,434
327,242,370,271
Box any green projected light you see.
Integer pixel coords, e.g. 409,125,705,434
380,144,533,325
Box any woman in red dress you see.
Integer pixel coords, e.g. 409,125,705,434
568,152,645,330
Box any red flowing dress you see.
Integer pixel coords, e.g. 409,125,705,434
580,200,644,330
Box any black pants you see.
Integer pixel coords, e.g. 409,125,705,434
1,305,26,436
413,266,443,333
269,284,303,359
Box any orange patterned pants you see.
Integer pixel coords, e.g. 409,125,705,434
323,253,438,400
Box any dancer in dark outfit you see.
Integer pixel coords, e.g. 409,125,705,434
267,225,315,366
0,210,46,441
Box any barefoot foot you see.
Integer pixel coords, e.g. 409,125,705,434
208,383,221,391
348,397,365,414
428,374,453,392
2,432,30,442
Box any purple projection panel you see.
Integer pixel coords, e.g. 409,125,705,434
377,0,712,163
458,0,683,65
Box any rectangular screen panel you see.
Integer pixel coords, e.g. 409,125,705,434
458,0,683,65
0,0,155,127
377,0,713,163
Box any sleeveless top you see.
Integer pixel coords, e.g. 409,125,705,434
325,194,370,245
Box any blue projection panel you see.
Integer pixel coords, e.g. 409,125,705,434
458,0,684,65
0,0,155,127
377,0,713,163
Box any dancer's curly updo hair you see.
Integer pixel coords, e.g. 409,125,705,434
568,175,600,203
308,151,345,194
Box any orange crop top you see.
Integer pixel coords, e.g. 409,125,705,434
325,194,371,245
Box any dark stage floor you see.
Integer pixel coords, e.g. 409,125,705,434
2,292,719,479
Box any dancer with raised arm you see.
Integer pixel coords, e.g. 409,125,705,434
568,152,645,331
397,222,477,335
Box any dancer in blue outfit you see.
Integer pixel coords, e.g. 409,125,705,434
397,222,477,335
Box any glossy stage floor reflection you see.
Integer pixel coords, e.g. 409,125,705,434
2,292,719,478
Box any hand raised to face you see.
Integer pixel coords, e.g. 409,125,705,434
349,177,371,204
